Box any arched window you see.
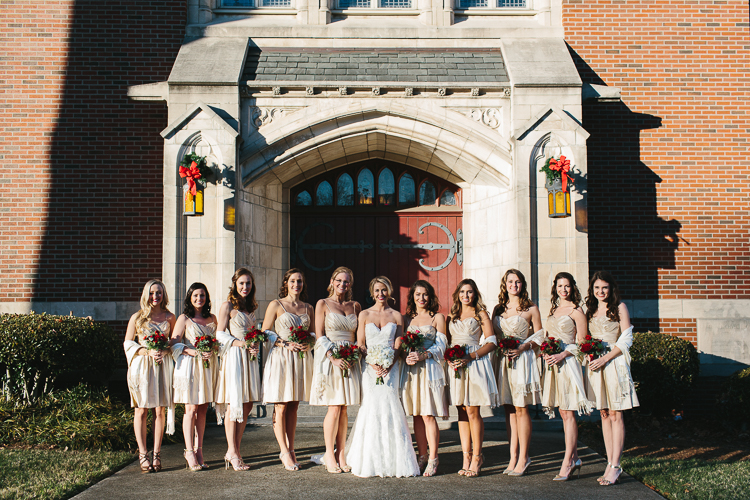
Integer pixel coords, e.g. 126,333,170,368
316,181,333,206
439,190,457,206
296,190,312,206
357,168,374,205
337,173,354,206
378,168,395,206
419,181,436,206
398,173,416,205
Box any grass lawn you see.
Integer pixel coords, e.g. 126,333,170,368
0,449,134,500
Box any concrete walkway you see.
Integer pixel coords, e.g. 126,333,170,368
74,412,661,500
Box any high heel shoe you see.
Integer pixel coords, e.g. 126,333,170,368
194,446,208,470
507,458,531,477
290,451,300,469
280,452,299,471
224,454,250,471
600,464,622,486
458,452,472,476
184,449,202,472
553,458,582,481
597,462,611,483
423,457,439,477
417,454,429,473
139,451,153,473
464,454,483,478
152,451,162,473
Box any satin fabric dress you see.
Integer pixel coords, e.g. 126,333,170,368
584,317,639,411
126,320,174,409
447,318,498,407
496,315,542,407
310,312,362,406
173,319,218,405
215,311,261,423
400,325,449,417
540,316,585,413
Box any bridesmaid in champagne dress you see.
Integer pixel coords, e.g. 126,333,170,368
398,279,448,477
491,269,543,477
539,272,592,481
446,279,498,478
584,271,639,486
124,280,176,473
171,282,219,471
261,268,315,471
310,266,362,474
216,268,261,471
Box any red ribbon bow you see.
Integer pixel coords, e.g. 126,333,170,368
549,156,573,193
179,161,202,196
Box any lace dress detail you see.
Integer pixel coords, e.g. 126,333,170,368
126,320,174,409
262,309,313,404
215,311,261,412
496,315,542,407
585,316,639,411
448,318,499,407
173,320,218,405
541,316,586,413
346,323,420,478
400,325,449,417
310,312,362,406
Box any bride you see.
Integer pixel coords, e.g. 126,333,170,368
346,276,420,478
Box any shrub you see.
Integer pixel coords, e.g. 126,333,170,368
0,313,118,404
630,332,700,416
718,366,750,428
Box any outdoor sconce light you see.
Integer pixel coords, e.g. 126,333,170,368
180,153,210,217
540,155,573,219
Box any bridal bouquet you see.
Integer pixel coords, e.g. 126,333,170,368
331,343,360,378
577,334,608,363
289,325,315,359
539,336,564,371
497,337,520,368
244,327,267,361
399,330,425,354
144,330,169,365
365,345,395,385
444,344,466,379
195,334,218,369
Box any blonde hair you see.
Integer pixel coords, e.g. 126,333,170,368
135,280,170,334
327,266,354,301
369,276,394,304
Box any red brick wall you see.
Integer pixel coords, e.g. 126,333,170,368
0,1,184,302
565,0,750,341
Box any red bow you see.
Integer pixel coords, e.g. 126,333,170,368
179,161,202,196
549,156,573,193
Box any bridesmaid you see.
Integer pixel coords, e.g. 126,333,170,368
216,268,261,471
124,279,176,473
261,268,315,471
491,269,543,477
398,279,448,477
540,272,591,481
446,279,498,478
310,266,362,474
171,282,218,471
585,271,639,486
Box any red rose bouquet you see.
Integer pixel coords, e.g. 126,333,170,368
289,325,315,359
244,327,267,361
444,345,467,379
195,334,217,369
144,330,169,365
497,337,520,368
577,335,608,363
399,330,425,354
331,343,361,378
539,336,564,371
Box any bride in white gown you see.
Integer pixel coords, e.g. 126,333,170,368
346,276,420,478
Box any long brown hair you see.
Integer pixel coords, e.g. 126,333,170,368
228,268,258,314
326,266,353,301
183,282,212,319
406,279,440,318
279,268,308,302
585,270,621,322
450,278,487,322
135,279,171,334
494,268,534,316
549,272,582,316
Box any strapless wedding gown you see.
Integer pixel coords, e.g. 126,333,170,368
345,322,420,478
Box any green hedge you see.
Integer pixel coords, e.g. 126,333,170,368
630,332,700,416
718,366,750,428
0,313,118,405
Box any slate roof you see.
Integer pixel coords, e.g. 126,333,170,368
243,48,508,83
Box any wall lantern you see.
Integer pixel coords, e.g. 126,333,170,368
179,153,211,217
540,155,573,218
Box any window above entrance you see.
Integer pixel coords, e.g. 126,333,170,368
292,160,461,212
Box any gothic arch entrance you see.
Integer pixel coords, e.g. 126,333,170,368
290,159,463,313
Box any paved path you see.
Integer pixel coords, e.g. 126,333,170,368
74,417,661,500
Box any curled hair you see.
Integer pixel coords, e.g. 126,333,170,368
279,268,308,302
369,276,395,305
549,272,582,316
228,268,258,314
327,266,354,301
585,270,621,322
450,279,487,322
494,269,534,316
135,279,170,335
406,280,440,318
183,282,212,319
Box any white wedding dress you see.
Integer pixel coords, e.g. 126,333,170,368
346,323,420,478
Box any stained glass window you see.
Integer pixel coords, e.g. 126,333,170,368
337,173,354,206
378,168,395,206
296,191,312,206
316,181,333,206
440,190,457,206
398,173,415,205
358,169,374,205
419,181,436,206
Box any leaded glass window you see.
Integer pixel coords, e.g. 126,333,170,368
337,174,354,206
358,169,374,205
316,181,333,206
338,0,370,7
296,191,312,206
378,168,395,206
398,173,416,205
419,181,436,206
440,190,457,206
380,0,411,7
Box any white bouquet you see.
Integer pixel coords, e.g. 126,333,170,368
365,344,395,385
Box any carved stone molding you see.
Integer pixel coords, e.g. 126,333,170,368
249,107,303,128
450,107,503,130
405,87,413,97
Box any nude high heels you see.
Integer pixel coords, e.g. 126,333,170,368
553,458,582,481
184,449,202,472
507,458,531,477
